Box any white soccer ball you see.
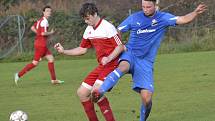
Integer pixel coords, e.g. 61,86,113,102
9,110,28,121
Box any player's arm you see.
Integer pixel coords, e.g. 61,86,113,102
117,29,127,51
176,3,207,25
101,33,125,65
54,43,87,56
41,28,55,36
108,31,126,60
104,44,125,62
31,25,37,34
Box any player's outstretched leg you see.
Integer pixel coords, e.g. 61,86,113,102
14,63,36,85
91,68,123,102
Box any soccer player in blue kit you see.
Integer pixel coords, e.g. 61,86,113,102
91,0,207,120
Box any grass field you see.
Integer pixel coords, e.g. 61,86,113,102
1,51,215,121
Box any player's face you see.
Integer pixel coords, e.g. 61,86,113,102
83,14,98,27
142,0,156,17
43,8,52,18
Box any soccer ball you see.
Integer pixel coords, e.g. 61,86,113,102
9,110,28,121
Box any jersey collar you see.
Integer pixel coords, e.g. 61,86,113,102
93,18,103,30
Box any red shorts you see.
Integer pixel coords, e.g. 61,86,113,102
83,62,118,87
34,45,51,61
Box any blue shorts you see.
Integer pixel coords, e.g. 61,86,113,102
119,51,154,93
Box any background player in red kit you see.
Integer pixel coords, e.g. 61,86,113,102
14,5,64,85
55,3,124,121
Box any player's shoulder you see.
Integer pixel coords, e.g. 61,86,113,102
131,11,144,17
41,17,48,23
126,11,144,21
99,19,117,31
101,19,115,28
157,11,175,17
40,17,48,26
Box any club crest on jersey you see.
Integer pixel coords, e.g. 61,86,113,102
151,19,158,26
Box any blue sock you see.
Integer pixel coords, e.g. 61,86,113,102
140,104,146,121
99,68,124,94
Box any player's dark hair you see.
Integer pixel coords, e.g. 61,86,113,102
79,3,99,18
143,0,156,3
43,5,51,12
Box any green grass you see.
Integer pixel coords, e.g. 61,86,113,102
1,51,215,121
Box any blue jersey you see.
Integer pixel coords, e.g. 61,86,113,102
118,11,177,62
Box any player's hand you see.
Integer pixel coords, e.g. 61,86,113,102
101,56,111,65
54,43,64,54
50,29,55,34
194,3,207,14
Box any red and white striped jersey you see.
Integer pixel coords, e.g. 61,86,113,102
34,17,49,47
80,19,122,64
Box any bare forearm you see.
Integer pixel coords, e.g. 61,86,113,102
176,11,198,25
41,31,54,36
176,3,207,25
63,47,87,56
31,26,37,33
108,44,125,61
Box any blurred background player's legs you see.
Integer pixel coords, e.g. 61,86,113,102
15,47,64,84
14,60,38,85
14,46,45,84
45,54,64,84
44,48,64,84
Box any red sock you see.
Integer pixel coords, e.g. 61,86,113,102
18,63,36,77
97,97,115,121
48,62,56,80
81,100,99,121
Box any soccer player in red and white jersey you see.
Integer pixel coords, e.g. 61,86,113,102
14,6,64,85
55,3,124,121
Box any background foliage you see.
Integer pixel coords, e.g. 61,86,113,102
0,0,214,61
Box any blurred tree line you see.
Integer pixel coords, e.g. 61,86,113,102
0,0,214,59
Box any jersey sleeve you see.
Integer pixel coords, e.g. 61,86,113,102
111,34,122,46
106,23,122,46
80,38,92,48
163,13,178,26
40,19,49,32
117,15,132,33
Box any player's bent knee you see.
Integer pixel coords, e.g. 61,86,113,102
48,60,54,63
141,90,153,106
77,87,91,101
46,55,54,62
118,61,130,73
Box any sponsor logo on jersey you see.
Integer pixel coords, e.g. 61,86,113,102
137,29,156,34
151,19,158,26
